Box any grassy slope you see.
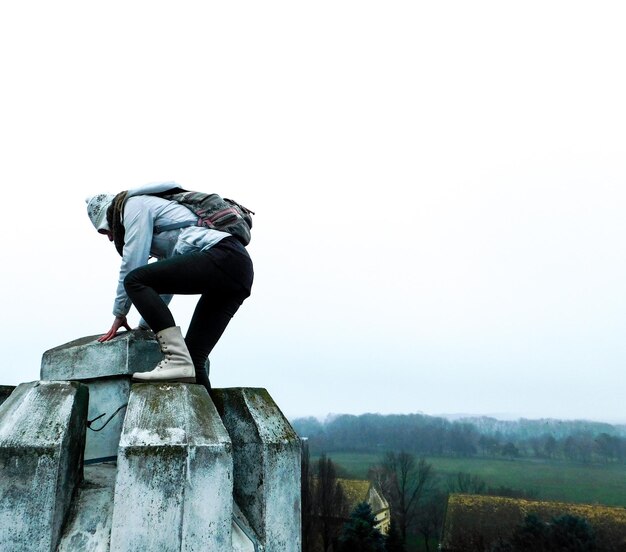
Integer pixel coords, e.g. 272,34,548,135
314,452,626,507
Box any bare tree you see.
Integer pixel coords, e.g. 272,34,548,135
314,454,348,551
416,490,447,552
378,451,434,543
447,471,486,495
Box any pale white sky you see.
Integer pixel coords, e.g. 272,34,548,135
1,1,626,422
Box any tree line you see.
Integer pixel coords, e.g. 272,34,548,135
293,413,626,464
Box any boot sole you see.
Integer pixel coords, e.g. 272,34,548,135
132,376,197,384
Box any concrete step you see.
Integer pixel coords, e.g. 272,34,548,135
40,330,162,464
41,330,162,381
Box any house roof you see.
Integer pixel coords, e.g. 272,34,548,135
441,494,626,551
336,479,389,514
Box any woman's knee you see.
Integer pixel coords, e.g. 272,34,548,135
124,267,143,292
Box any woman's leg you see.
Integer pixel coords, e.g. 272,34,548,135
124,238,253,387
183,290,245,389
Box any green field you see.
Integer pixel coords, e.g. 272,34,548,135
313,452,626,507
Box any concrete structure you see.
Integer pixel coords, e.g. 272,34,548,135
232,502,261,552
41,330,162,380
110,383,233,551
213,387,302,551
57,463,116,552
0,381,88,551
81,378,131,463
41,331,162,463
0,331,301,551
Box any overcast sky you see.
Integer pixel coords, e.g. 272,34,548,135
1,1,626,423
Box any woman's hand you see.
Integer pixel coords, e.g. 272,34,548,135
98,316,132,342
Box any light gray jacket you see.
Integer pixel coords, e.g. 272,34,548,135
112,182,230,317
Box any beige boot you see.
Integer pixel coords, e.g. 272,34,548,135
132,326,196,383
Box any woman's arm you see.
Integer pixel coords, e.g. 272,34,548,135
100,197,155,342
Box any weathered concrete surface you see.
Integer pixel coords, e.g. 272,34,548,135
41,331,160,464
110,383,233,552
57,463,116,552
83,378,130,463
58,463,259,552
0,381,88,552
232,524,256,552
40,329,162,380
0,385,14,407
212,388,302,551
232,501,261,552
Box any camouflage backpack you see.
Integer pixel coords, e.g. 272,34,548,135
152,187,254,246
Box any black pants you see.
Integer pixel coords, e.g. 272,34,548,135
124,237,253,390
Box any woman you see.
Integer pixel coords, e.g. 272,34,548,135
85,182,253,391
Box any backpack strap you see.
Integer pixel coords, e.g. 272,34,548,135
153,220,197,234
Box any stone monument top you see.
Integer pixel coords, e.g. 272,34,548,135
0,331,302,551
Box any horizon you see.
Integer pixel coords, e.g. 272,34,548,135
289,409,626,427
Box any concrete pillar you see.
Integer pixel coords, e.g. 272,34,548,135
212,387,302,551
110,383,233,552
0,381,88,552
41,330,162,463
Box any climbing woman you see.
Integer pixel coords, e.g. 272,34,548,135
85,182,253,391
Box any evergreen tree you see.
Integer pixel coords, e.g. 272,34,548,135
549,514,596,552
338,502,386,552
507,513,596,552
508,514,549,551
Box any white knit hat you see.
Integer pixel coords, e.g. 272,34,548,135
85,193,114,232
